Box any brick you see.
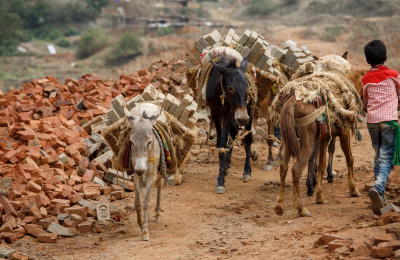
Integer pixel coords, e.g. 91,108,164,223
22,216,37,224
381,204,400,214
373,233,395,245
0,195,17,217
51,199,71,211
96,202,111,220
315,234,353,246
41,154,59,164
173,94,193,119
221,34,233,47
38,233,57,243
378,240,400,251
110,190,124,200
107,108,121,124
112,178,134,191
68,193,82,204
101,185,112,195
241,46,250,58
0,246,16,258
1,150,17,163
77,221,92,233
35,191,50,207
328,239,352,252
82,182,100,200
27,181,42,193
70,214,83,224
111,94,127,118
65,206,87,221
17,131,35,141
371,246,393,258
25,224,44,238
194,41,204,53
81,170,94,182
164,93,179,113
0,217,17,232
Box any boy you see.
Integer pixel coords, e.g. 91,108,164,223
362,40,400,215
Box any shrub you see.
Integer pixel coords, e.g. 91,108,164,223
105,33,142,65
55,38,71,48
158,26,176,37
63,28,79,37
244,0,278,16
75,28,108,59
323,26,343,42
0,11,25,55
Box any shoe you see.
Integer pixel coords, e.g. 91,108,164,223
368,188,384,215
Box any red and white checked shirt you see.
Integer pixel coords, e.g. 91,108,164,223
362,65,400,123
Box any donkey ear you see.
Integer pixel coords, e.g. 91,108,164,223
313,55,319,60
220,54,227,64
342,51,348,60
124,107,136,124
239,58,248,72
211,61,230,76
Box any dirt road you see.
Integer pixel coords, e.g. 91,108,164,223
12,122,400,260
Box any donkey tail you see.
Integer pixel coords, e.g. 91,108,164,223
280,97,299,158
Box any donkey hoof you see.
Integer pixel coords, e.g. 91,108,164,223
263,164,273,171
327,177,334,183
224,168,230,176
274,204,284,216
216,186,226,194
316,197,328,204
351,189,362,197
155,217,162,223
142,234,150,241
271,161,280,167
242,174,251,182
299,208,311,217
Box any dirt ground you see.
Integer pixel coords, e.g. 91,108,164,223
10,121,400,260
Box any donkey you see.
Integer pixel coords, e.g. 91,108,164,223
124,105,163,241
305,69,368,197
206,55,253,194
274,53,363,217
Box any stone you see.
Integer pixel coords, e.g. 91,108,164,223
0,246,16,259
77,222,92,233
78,199,97,210
394,249,400,259
378,240,400,251
0,177,12,195
371,246,393,258
38,233,57,243
47,222,74,237
92,177,105,187
96,203,111,221
381,204,400,214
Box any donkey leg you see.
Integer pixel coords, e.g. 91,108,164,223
275,143,290,216
155,174,163,223
243,116,253,182
306,144,319,197
134,175,143,228
326,137,336,183
315,138,329,204
225,123,238,176
339,129,361,197
216,117,232,194
141,176,154,241
264,119,275,171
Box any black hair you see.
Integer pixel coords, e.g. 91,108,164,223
364,40,387,66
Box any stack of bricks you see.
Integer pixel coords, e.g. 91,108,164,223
186,29,314,76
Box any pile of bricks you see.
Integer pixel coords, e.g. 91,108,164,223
0,56,195,244
315,205,400,259
186,29,314,76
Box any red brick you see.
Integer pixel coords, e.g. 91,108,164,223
35,191,51,207
378,240,400,251
22,216,38,224
373,233,395,245
0,195,17,216
38,233,57,243
81,170,94,182
82,182,100,200
371,246,393,258
77,221,92,233
110,190,124,200
24,224,44,238
1,150,17,163
50,199,70,210
111,184,124,192
65,206,87,221
328,239,353,252
27,181,42,193
17,131,35,141
41,154,59,164
68,193,82,204
0,217,17,232
101,186,112,195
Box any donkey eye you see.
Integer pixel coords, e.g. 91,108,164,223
228,86,235,93
147,141,152,147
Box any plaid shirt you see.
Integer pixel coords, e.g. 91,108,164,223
362,65,400,123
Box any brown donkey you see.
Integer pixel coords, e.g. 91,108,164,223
274,55,365,217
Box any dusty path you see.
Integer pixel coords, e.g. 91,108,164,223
12,123,400,259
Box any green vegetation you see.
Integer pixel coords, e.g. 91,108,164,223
244,0,278,16
0,0,109,56
105,33,142,65
158,27,176,37
76,28,108,59
55,38,72,48
323,26,343,42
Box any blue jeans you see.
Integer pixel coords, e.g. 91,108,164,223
367,123,395,196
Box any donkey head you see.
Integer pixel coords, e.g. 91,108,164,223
124,107,161,176
211,56,250,126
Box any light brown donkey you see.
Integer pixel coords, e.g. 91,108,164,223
274,54,365,217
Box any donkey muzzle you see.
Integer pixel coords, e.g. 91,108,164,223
234,107,249,126
134,158,147,176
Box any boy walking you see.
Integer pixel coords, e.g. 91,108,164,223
363,40,400,215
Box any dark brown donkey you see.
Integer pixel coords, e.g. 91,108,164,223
274,55,364,217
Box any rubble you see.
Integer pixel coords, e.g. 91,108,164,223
0,55,196,244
